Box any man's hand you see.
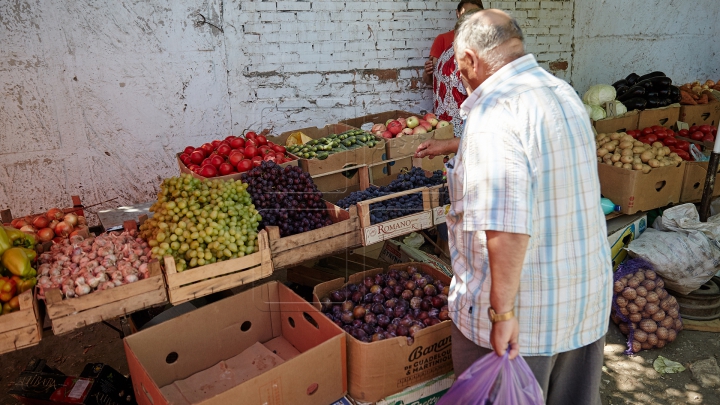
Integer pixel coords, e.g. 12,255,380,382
415,138,460,159
490,317,520,359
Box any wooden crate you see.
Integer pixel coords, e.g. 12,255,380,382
44,260,167,335
266,202,361,269
0,290,43,355
356,187,433,246
162,229,273,305
428,183,450,225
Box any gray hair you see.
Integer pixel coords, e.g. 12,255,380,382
454,7,482,31
454,13,525,74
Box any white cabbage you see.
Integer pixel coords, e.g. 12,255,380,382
583,84,617,106
614,101,628,115
590,105,606,121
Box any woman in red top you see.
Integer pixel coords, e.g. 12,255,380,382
423,1,484,136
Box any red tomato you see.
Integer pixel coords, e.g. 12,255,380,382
245,139,257,148
263,154,276,162
211,140,223,149
651,125,664,132
676,140,690,152
228,152,245,167
626,130,639,139
209,154,225,168
663,137,678,146
230,137,245,149
637,136,650,145
251,155,263,167
272,144,287,154
678,129,690,137
217,144,232,157
183,146,195,155
245,132,258,140
200,143,215,154
690,131,705,141
702,135,715,143
654,130,667,139
689,125,699,133
677,150,691,161
218,163,235,176
645,134,658,143
256,135,268,146
224,135,237,143
712,128,718,136
665,129,676,137
641,127,654,135
699,125,713,135
243,146,257,159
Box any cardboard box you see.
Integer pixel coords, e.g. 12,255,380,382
277,124,386,176
176,153,298,182
593,111,639,134
607,213,647,271
348,371,454,405
125,281,347,405
679,96,720,127
340,111,454,159
597,162,685,214
313,263,453,403
680,161,720,202
637,104,681,129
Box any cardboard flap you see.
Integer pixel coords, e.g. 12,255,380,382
278,284,344,354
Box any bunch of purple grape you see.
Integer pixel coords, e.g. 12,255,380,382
241,162,332,237
320,265,450,345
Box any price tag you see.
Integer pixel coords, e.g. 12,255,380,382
605,100,618,118
676,121,689,131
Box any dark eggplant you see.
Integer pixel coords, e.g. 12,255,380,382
657,88,670,97
637,71,666,82
636,76,672,90
625,73,640,86
668,86,680,102
662,98,672,107
617,85,645,102
616,85,630,97
622,97,647,111
612,79,628,89
646,97,662,109
647,91,659,98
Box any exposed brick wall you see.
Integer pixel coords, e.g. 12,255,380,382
225,0,575,134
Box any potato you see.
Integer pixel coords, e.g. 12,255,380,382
621,135,635,143
660,316,674,329
622,163,632,170
633,141,645,147
614,162,624,168
613,281,625,293
667,329,677,342
603,153,614,161
669,152,678,158
632,146,646,154
652,309,666,322
605,160,614,165
640,151,654,163
648,159,660,168
615,296,628,307
652,142,664,149
629,313,642,323
621,149,633,157
656,149,666,158
640,319,657,333
650,147,658,155
634,330,648,343
603,142,616,152
642,165,652,174
642,280,656,290
645,302,659,315
619,141,634,150
612,153,622,162
646,291,659,303
597,148,609,157
628,277,641,288
633,163,644,171
634,296,647,307
636,285,648,297
663,146,671,155
610,132,623,140
619,323,630,335
633,157,642,165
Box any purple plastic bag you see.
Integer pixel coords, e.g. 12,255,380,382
438,351,543,405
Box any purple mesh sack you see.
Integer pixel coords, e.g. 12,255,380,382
611,258,683,354
438,350,543,405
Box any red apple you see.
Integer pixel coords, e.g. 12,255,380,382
413,126,428,135
387,120,403,135
245,131,257,140
218,163,235,176
209,154,225,168
385,118,394,126
217,144,232,157
406,116,420,129
419,120,433,131
381,130,394,139
427,118,439,127
436,120,450,128
423,113,437,121
183,146,195,155
402,128,414,135
236,159,253,172
397,117,407,128
244,145,258,159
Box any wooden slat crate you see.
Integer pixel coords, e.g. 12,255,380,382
162,229,273,305
356,187,433,246
0,290,43,355
266,202,361,269
428,183,450,225
45,260,167,335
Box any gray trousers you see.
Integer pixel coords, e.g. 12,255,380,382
451,323,604,405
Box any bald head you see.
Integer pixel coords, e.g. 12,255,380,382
454,9,525,74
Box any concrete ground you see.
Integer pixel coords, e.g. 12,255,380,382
0,309,718,404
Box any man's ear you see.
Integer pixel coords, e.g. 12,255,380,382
462,48,478,70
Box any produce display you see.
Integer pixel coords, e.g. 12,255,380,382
611,261,682,353
9,209,88,244
241,162,332,237
612,71,681,111
35,231,151,299
676,124,717,145
139,174,261,272
285,129,380,160
679,80,720,105
369,113,449,139
336,168,445,224
0,227,37,314
320,264,449,345
596,130,685,171
179,131,296,178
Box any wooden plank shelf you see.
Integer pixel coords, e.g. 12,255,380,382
0,290,43,355
162,229,273,305
45,260,168,335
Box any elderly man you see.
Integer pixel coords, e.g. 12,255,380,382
445,9,612,405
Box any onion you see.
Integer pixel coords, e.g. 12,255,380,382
20,225,37,234
64,213,79,227
13,219,29,229
47,208,64,221
55,221,74,237
33,215,50,229
38,227,55,242
49,219,59,230
77,216,87,226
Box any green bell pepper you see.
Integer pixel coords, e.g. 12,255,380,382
3,227,36,249
1,247,34,278
0,227,10,256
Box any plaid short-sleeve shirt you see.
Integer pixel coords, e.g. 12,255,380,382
446,54,612,356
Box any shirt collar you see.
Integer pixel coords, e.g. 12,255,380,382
459,54,539,117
